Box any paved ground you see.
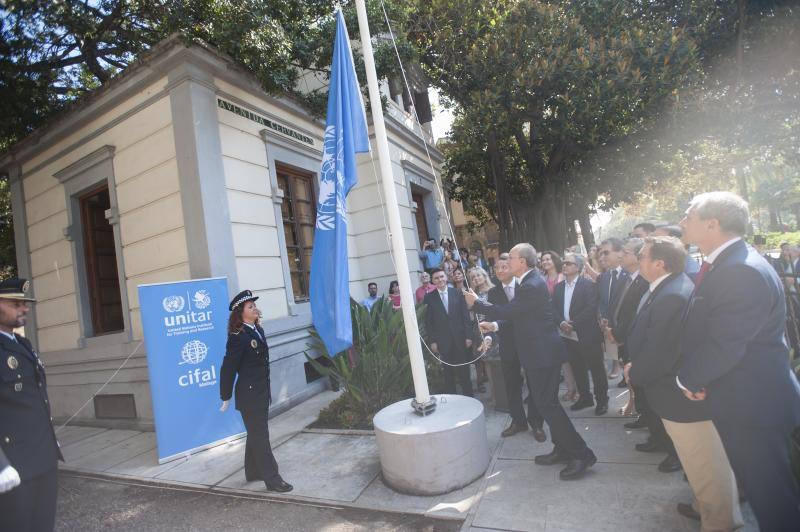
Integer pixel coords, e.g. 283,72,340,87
56,382,760,531
56,473,460,531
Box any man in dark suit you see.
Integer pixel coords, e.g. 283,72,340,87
678,191,800,531
626,236,742,528
467,243,596,480
486,254,545,441
597,237,628,379
0,279,62,532
552,254,608,415
425,268,473,396
606,238,650,430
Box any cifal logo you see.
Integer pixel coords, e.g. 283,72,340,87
177,340,217,388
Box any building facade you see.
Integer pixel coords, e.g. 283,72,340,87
0,36,448,430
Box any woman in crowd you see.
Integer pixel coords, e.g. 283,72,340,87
468,266,495,392
415,271,436,304
583,245,602,281
388,280,401,310
451,268,467,291
219,290,292,493
442,249,460,281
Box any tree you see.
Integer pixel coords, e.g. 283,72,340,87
411,0,702,250
0,0,414,273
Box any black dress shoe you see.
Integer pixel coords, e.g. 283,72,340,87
635,439,669,453
531,426,547,443
624,417,647,429
266,478,293,493
570,399,594,411
501,422,528,438
559,451,597,480
594,402,608,416
676,502,700,521
534,449,571,465
658,454,682,473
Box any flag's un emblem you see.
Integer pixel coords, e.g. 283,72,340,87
316,125,346,231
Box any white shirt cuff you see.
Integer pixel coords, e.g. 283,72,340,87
491,321,499,332
675,376,690,392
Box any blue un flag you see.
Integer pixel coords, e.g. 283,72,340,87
310,10,370,356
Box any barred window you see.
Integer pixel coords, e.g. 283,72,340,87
276,164,316,302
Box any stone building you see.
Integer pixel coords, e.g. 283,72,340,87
0,35,448,429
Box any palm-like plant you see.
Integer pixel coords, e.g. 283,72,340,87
307,297,432,428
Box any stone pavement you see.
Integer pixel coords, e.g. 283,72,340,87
57,384,759,531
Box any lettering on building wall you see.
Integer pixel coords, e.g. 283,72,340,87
217,98,315,146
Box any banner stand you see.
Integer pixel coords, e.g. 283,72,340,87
138,277,246,462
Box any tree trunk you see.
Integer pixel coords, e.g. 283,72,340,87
769,208,779,232
578,211,595,248
487,130,514,251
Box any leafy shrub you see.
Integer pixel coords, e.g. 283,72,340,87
307,297,445,429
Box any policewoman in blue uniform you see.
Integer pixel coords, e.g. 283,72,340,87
219,290,292,493
0,279,62,531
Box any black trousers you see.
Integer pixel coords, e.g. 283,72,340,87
441,345,473,397
240,408,280,484
715,420,800,532
527,364,592,460
564,339,608,404
0,466,58,532
501,355,543,429
635,386,676,456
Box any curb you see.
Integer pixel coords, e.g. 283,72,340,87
59,467,466,523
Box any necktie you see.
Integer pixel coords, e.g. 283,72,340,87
612,276,634,323
504,285,514,301
694,261,711,288
440,290,448,313
636,290,652,314
609,269,618,300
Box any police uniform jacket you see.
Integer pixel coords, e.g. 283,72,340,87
219,324,271,411
0,333,62,479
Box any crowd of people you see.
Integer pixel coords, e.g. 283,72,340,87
358,191,800,531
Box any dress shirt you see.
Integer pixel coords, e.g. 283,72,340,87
516,269,535,284
649,273,671,293
361,295,380,311
243,322,264,343
563,277,578,322
490,281,516,331
439,289,449,313
0,330,16,342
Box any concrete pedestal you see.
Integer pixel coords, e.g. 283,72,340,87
373,394,490,495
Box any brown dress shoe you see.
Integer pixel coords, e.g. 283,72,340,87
531,426,547,442
501,422,528,438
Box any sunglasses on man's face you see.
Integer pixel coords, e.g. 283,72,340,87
563,261,576,266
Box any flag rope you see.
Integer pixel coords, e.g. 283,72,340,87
363,2,493,368
55,341,143,434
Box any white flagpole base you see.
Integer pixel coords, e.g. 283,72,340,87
373,395,490,495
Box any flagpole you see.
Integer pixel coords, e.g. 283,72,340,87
353,0,433,413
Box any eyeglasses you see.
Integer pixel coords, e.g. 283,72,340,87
562,261,576,266
599,250,611,256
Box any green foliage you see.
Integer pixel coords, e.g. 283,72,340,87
308,298,442,429
0,177,15,280
749,231,800,250
410,0,702,249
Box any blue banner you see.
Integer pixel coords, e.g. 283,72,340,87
138,277,244,462
310,9,370,356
